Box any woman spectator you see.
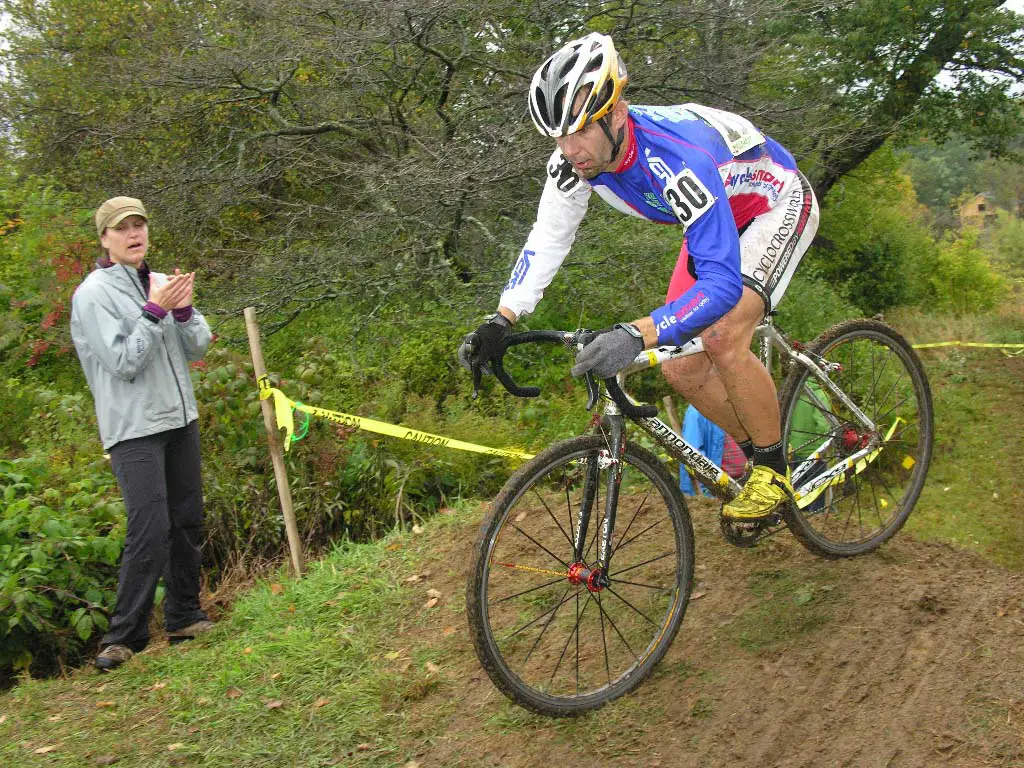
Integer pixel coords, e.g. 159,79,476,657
70,196,215,671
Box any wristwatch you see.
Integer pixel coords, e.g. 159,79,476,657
484,312,512,329
614,322,643,339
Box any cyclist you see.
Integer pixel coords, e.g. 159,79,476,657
458,32,820,521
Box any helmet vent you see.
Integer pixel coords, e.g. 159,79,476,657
557,52,580,80
552,83,568,125
533,89,550,127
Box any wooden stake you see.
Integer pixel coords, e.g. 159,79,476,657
243,307,304,576
662,395,682,435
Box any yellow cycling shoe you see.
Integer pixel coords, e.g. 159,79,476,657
722,465,793,521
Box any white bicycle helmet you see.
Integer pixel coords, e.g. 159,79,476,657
528,32,628,138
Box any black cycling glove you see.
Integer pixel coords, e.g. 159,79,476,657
457,313,512,374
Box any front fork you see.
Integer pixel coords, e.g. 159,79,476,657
571,413,627,591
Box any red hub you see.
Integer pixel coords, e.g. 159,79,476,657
840,427,870,451
566,561,606,592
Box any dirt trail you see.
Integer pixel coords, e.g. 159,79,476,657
397,501,1024,768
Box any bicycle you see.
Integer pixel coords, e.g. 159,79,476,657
464,316,934,717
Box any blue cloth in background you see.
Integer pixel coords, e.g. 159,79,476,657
679,405,725,496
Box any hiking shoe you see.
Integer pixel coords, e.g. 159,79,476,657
94,644,134,672
168,620,216,644
722,465,793,521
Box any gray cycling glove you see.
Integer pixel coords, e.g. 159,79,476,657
571,324,645,379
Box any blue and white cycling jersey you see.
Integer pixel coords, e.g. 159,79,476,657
499,103,808,346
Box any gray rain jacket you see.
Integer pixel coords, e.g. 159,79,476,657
70,263,212,449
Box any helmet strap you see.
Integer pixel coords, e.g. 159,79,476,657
597,115,626,166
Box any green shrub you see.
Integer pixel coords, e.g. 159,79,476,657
930,227,1009,316
0,455,123,683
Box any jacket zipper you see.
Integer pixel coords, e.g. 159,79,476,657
122,265,189,427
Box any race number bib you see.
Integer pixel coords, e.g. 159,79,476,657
547,153,581,193
663,168,714,228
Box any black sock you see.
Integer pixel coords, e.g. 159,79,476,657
753,440,787,476
737,439,754,461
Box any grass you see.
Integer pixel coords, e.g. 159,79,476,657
888,305,1024,570
719,569,840,654
0,531,447,768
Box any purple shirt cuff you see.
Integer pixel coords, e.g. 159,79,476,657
172,306,194,323
142,301,169,320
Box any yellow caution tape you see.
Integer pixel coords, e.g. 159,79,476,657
257,376,534,460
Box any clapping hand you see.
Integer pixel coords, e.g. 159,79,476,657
149,270,196,311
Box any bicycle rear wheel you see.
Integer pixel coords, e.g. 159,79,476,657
466,435,694,716
779,319,934,557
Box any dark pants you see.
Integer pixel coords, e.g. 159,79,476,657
102,420,208,651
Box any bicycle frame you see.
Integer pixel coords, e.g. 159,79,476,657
607,319,891,516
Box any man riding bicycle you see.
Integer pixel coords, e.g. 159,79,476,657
459,32,820,522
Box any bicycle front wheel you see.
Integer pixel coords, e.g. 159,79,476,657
779,319,934,557
466,435,694,717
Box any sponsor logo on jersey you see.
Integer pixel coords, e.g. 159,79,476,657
725,167,785,197
505,250,533,291
643,191,672,214
751,189,804,285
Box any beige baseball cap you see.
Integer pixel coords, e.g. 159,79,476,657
95,196,148,236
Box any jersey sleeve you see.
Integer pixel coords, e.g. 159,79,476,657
499,149,592,319
648,151,744,345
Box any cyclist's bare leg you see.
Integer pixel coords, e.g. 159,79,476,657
662,288,780,446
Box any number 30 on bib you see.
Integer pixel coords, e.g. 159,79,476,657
663,169,714,228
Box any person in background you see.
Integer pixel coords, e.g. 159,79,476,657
71,196,215,671
679,404,747,496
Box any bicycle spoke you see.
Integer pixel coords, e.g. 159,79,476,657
491,576,566,605
605,586,660,627
529,485,574,552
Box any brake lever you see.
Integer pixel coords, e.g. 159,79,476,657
584,372,599,410
471,362,483,400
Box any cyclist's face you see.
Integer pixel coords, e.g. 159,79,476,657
556,121,613,179
554,101,627,179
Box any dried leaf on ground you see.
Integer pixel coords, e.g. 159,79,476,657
95,701,115,708
270,583,285,595
34,745,58,755
423,597,439,610
167,743,185,751
225,687,243,699
425,662,440,674
313,697,330,708
264,699,284,709
95,755,119,765
426,588,442,599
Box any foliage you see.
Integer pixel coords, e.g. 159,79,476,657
929,227,1009,316
1,0,1020,331
805,146,940,315
0,177,94,373
0,390,124,683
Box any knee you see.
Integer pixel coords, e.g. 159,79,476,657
662,355,706,391
701,326,748,369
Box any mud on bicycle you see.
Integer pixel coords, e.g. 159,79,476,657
463,315,934,716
